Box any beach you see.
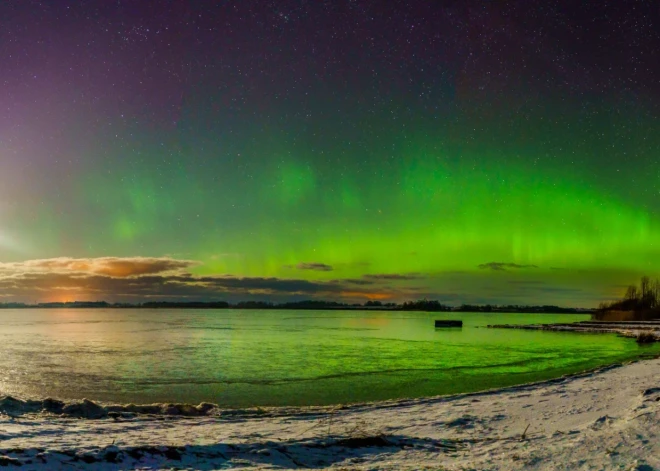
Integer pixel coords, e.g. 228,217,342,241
1,355,658,470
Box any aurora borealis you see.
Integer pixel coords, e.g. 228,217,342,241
1,1,659,306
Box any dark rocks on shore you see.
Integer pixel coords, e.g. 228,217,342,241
109,404,162,415
0,396,42,415
106,402,216,416
1,396,107,418
42,398,64,414
0,395,221,419
163,403,205,416
197,402,216,414
0,456,21,466
62,399,107,419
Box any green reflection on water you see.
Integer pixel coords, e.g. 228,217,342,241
0,310,657,406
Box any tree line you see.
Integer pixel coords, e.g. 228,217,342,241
599,276,660,312
0,299,589,313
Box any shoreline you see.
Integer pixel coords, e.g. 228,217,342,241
488,319,660,342
2,350,657,418
2,352,657,417
2,354,660,469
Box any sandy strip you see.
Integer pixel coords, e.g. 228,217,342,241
1,357,659,470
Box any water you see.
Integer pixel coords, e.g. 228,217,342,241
0,309,657,407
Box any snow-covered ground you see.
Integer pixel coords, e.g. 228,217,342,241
1,356,659,470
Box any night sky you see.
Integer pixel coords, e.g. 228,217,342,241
1,1,659,306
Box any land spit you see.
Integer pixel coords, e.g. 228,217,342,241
488,319,660,342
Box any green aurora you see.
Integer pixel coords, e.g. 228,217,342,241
1,2,659,306
3,119,658,306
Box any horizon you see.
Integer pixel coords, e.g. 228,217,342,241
0,298,597,310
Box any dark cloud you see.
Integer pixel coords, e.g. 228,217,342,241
0,273,338,299
478,262,539,271
336,278,375,286
0,270,408,303
507,280,547,285
294,262,333,272
0,257,423,303
363,273,424,281
533,287,583,293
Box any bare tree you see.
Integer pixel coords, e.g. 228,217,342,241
640,276,656,309
624,285,639,301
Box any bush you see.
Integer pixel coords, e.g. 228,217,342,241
636,332,656,344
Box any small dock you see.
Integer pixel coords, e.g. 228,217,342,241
435,320,463,328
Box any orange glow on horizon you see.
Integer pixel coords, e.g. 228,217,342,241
340,291,393,301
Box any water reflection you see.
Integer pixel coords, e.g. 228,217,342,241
0,309,656,407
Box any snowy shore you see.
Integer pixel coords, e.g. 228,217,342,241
488,319,660,342
1,356,659,470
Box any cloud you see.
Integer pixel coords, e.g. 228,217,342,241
0,257,404,302
294,262,333,271
0,257,198,278
478,262,539,271
362,273,424,281
337,278,376,286
507,280,547,285
0,272,346,300
533,287,583,294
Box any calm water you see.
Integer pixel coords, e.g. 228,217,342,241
0,309,657,407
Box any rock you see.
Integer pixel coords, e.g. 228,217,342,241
631,464,654,471
196,402,216,414
591,415,614,429
79,454,98,463
0,396,26,413
125,449,143,460
42,398,64,414
103,446,121,463
163,403,202,416
0,455,21,466
62,399,107,419
0,396,43,415
122,404,162,415
334,436,393,448
104,450,119,463
163,447,182,460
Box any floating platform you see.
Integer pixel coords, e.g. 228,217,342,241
435,320,463,328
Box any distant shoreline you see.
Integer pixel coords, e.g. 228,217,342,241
0,301,595,314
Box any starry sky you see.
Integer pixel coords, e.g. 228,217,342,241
1,0,659,306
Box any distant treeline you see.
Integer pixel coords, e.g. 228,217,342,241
596,276,660,320
0,299,591,313
452,304,586,313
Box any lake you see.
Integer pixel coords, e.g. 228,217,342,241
0,309,657,407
